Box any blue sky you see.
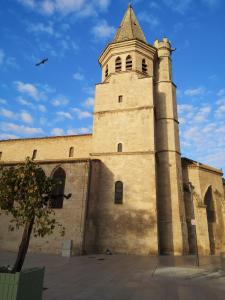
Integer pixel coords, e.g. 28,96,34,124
0,0,225,172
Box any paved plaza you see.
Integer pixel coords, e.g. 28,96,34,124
1,251,225,300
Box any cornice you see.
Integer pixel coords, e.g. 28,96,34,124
183,163,223,176
0,134,92,143
100,70,153,84
94,105,154,115
0,158,102,166
154,80,177,88
90,150,154,157
156,117,179,124
156,150,181,155
101,48,156,68
99,39,156,65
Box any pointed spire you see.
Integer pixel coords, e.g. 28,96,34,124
113,4,147,44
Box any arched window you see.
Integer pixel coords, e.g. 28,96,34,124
115,57,122,72
142,59,147,73
115,181,123,204
51,167,66,209
69,147,74,158
32,149,37,160
204,186,215,254
105,64,108,78
126,55,132,70
117,143,122,152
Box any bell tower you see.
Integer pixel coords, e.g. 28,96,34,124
90,4,187,255
91,4,158,255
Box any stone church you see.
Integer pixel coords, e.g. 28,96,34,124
0,5,225,256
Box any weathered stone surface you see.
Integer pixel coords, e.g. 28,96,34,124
0,5,224,257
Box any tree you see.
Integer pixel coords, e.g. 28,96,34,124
0,158,65,273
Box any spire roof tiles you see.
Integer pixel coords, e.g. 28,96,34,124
113,4,147,44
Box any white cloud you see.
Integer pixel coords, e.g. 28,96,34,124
204,148,225,168
18,0,35,8
209,74,217,80
138,12,159,27
1,122,43,135
216,97,225,105
66,128,78,135
27,21,54,35
184,87,205,97
217,89,225,97
72,108,92,119
215,104,225,118
56,111,73,119
84,97,94,107
0,108,15,119
38,105,46,112
202,0,220,7
52,95,69,106
0,98,7,104
92,20,115,40
51,127,65,135
51,126,91,136
41,84,56,94
73,72,84,80
77,127,91,134
149,1,160,9
41,0,55,14
53,0,85,15
94,0,110,10
18,0,111,16
0,49,18,70
179,100,225,170
17,97,34,108
162,0,220,14
163,0,192,14
21,111,33,123
0,133,18,140
192,106,211,122
14,81,40,100
201,122,217,133
0,49,5,65
83,85,95,95
67,127,91,134
178,104,193,114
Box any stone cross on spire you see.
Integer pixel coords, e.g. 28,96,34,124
113,4,147,43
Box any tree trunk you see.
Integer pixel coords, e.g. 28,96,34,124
12,217,35,272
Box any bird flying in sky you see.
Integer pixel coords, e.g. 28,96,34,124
35,58,48,66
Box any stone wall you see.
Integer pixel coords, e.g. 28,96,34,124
0,159,99,255
182,158,225,255
0,134,92,162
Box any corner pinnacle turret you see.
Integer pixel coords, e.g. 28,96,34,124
113,4,147,44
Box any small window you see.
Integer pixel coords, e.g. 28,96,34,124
32,149,37,160
115,57,122,72
0,152,2,160
126,55,132,70
142,59,147,73
69,147,74,158
105,65,108,78
118,95,123,103
117,143,122,152
115,181,123,204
